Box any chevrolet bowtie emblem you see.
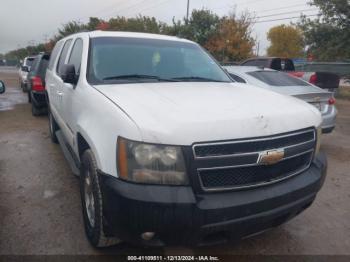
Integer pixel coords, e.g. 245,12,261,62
258,149,285,165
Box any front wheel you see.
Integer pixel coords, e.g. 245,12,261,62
80,149,121,248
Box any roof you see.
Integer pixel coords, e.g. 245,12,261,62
64,30,192,43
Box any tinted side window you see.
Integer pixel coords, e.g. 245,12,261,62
48,41,63,70
56,39,72,75
38,55,50,78
68,38,83,74
29,56,39,73
271,58,282,70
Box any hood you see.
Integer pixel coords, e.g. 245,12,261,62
94,82,321,145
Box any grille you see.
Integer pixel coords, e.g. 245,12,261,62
193,129,315,158
199,152,312,190
192,128,316,191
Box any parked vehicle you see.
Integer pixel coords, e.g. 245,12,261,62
0,80,5,94
241,57,340,92
27,53,50,116
224,66,337,133
46,31,326,248
18,56,35,92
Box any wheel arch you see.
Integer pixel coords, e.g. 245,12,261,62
76,130,103,171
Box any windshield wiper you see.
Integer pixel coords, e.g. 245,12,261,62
103,74,179,82
171,76,227,82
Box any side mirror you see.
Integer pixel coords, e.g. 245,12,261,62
0,80,6,94
21,66,29,72
60,64,78,85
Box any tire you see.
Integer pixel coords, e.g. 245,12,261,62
48,109,59,144
32,103,41,116
80,149,121,248
28,91,32,103
21,82,25,92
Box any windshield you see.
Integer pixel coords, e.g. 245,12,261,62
247,71,310,86
87,37,231,84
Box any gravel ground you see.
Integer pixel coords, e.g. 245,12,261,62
0,67,349,256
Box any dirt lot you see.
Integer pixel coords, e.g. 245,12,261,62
0,67,349,256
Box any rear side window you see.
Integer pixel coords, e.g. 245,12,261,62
56,39,73,75
38,55,50,78
271,58,282,70
283,59,295,71
248,71,310,86
68,38,83,74
29,56,39,73
48,42,63,71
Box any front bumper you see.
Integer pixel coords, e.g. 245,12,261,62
99,153,327,246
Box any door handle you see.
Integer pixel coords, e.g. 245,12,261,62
57,91,63,96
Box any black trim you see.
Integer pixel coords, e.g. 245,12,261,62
56,130,81,176
322,126,335,134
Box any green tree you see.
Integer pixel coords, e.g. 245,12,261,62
108,15,163,33
85,17,104,31
205,12,255,62
179,9,220,46
299,0,350,60
55,21,85,40
267,25,304,58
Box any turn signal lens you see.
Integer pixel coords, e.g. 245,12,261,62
117,138,128,179
315,126,322,156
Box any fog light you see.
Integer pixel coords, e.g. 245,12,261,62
141,232,155,241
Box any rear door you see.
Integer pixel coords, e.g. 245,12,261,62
48,39,73,143
46,41,64,114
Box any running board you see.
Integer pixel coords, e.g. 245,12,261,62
56,130,80,176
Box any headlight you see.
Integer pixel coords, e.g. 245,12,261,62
315,126,322,155
117,137,188,185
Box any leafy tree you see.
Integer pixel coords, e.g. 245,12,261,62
177,9,220,46
266,25,304,58
85,17,104,31
205,12,255,62
299,0,350,60
108,15,163,33
3,9,256,63
55,21,85,40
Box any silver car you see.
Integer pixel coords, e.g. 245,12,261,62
224,66,337,133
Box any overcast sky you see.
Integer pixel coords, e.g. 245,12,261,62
0,0,316,54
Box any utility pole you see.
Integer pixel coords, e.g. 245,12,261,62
186,0,190,23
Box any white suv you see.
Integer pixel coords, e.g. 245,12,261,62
46,31,327,248
19,56,35,91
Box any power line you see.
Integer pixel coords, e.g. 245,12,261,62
255,14,319,23
256,9,317,19
259,3,309,13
